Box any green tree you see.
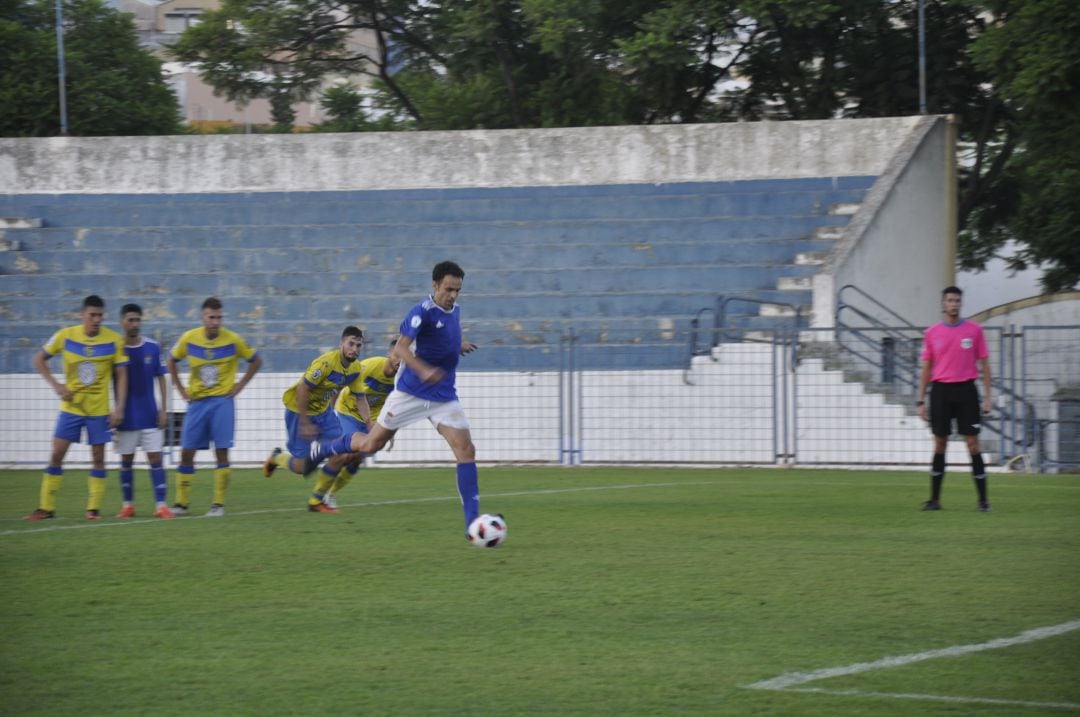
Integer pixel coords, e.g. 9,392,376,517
964,0,1080,292
0,0,183,136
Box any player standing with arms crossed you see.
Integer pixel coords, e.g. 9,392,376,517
915,286,993,512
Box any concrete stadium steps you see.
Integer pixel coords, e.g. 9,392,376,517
0,177,876,371
7,215,851,253
0,177,876,226
0,238,840,276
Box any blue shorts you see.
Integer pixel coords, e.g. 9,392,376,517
285,409,343,459
180,396,235,451
336,412,370,437
54,411,112,445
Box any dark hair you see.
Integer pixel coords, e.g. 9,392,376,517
432,260,465,283
388,337,398,348
942,286,963,297
83,295,105,309
121,303,142,316
202,297,223,311
342,326,363,340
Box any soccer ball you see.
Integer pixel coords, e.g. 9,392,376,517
467,514,507,547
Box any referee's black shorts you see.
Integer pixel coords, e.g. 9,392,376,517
929,380,981,437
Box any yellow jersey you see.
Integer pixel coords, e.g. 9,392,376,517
42,325,127,416
335,355,396,423
170,327,257,399
282,349,363,416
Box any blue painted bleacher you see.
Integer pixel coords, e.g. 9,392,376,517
0,178,875,371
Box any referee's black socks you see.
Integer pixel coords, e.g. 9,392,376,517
971,452,987,502
930,452,946,501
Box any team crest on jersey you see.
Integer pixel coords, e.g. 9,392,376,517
77,361,97,385
311,368,324,381
144,355,154,364
84,345,95,356
961,338,973,349
410,315,422,329
206,348,215,359
199,364,219,386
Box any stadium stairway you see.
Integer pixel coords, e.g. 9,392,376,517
0,178,875,372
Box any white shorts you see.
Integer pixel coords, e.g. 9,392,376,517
377,391,470,432
114,428,165,455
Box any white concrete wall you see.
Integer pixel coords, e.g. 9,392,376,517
812,115,951,329
1,117,922,195
0,341,967,468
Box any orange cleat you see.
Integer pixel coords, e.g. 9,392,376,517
307,502,340,514
24,509,55,521
263,447,283,477
116,505,136,518
85,509,102,520
153,505,177,519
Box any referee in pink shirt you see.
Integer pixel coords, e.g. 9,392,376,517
915,286,993,512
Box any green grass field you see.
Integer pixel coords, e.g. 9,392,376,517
1,466,1078,716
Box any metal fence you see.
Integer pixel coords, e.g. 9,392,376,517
1,323,1077,471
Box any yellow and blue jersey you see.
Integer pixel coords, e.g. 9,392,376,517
170,327,257,399
42,325,127,417
335,355,396,423
283,349,363,416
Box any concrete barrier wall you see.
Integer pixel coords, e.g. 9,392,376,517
812,115,951,328
2,117,922,195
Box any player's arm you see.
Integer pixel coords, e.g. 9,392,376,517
228,353,262,398
111,364,128,427
33,349,72,401
393,335,443,384
355,392,373,430
156,373,168,429
166,354,190,402
916,360,932,422
978,357,992,414
461,339,477,355
294,378,317,440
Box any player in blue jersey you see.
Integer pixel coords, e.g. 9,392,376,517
309,261,488,537
24,295,128,521
114,304,175,519
167,297,262,517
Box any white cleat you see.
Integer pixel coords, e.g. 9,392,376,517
323,493,339,510
205,504,226,517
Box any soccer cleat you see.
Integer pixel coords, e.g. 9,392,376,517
323,493,339,510
85,509,102,520
920,500,942,511
172,504,189,516
116,505,136,519
978,501,992,513
306,440,331,476
308,502,340,514
263,447,283,478
153,505,177,519
23,509,55,521
205,504,225,517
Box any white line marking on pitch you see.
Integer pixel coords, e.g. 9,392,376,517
745,620,1080,711
0,480,715,537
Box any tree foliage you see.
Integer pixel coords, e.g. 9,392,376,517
0,0,183,136
167,0,1078,290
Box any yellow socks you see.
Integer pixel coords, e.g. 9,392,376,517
40,468,63,511
86,469,107,511
213,466,231,505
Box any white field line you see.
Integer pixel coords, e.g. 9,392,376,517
0,480,716,537
784,687,1080,712
745,620,1080,711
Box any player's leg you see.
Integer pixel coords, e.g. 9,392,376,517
115,429,138,517
323,414,368,508
923,384,950,510
207,398,235,515
434,403,480,533
145,426,173,518
305,412,347,512
175,400,210,514
310,392,414,468
26,415,76,519
85,417,112,520
958,383,990,511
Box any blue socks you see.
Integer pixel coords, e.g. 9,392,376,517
328,432,355,456
120,460,135,503
456,462,480,531
150,462,167,504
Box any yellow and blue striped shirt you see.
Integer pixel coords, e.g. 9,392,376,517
42,325,128,416
283,349,363,415
335,356,396,423
170,327,257,399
